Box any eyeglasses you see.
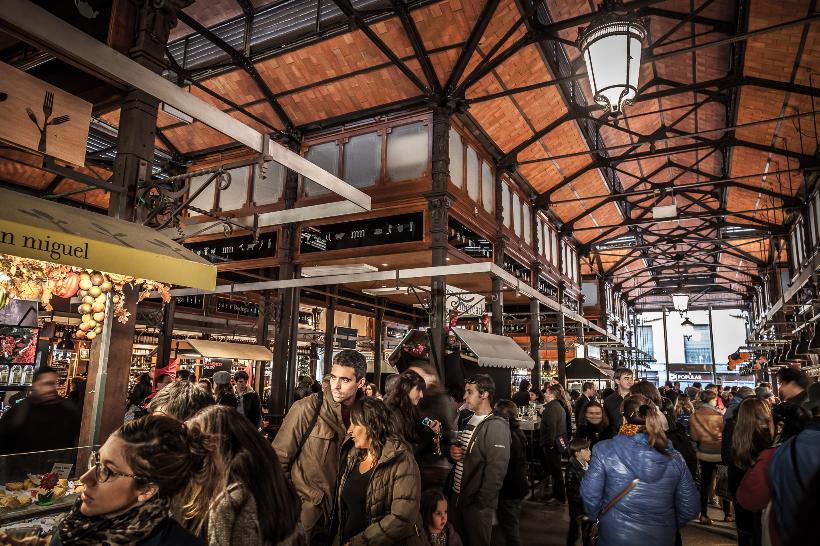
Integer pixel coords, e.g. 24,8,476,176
87,451,143,484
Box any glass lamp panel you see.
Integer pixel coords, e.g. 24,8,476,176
586,33,628,112
386,122,428,181
502,183,511,227
343,132,381,188
304,141,339,197
218,166,250,211
512,192,521,237
253,160,284,205
523,205,531,244
481,161,493,212
627,35,643,97
551,231,558,265
466,146,480,201
449,128,464,188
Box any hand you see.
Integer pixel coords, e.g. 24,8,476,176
429,420,441,435
450,445,464,461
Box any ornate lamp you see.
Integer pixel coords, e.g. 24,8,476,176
578,0,648,116
681,316,696,338
671,293,689,314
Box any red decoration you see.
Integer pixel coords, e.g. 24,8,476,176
40,472,58,491
52,272,80,299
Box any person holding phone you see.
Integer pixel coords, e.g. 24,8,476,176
384,370,442,462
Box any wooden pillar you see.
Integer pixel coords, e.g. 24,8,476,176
323,286,337,376
155,298,175,369
80,0,188,448
425,106,452,383
373,300,384,390
271,145,300,416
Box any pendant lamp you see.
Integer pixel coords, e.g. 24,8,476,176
577,0,648,116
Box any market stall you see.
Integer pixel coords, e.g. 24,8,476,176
565,356,614,392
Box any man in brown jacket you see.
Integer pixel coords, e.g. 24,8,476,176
273,349,366,543
690,389,729,524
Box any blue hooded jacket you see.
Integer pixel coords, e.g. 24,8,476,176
581,433,699,546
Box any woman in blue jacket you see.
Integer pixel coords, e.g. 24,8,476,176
581,394,699,546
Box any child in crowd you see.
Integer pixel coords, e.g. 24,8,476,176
421,489,463,546
565,437,592,546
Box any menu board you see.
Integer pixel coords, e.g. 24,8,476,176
301,213,423,253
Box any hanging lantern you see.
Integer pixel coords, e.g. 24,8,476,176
681,316,696,338
578,0,648,116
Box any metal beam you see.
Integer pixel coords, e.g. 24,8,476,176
331,0,429,94
444,0,500,93
0,0,372,213
176,11,295,132
390,0,441,93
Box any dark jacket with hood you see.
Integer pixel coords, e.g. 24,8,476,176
330,437,422,545
581,433,699,546
539,399,567,449
0,394,80,455
449,411,511,511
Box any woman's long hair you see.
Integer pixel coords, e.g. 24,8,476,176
623,394,669,455
183,405,300,543
732,398,774,470
350,397,399,461
384,370,426,442
127,373,152,407
214,382,233,403
674,394,694,417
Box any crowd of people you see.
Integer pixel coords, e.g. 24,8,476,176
0,354,819,546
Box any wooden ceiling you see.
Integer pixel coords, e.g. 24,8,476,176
1,0,816,310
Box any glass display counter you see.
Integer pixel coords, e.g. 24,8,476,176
0,446,96,535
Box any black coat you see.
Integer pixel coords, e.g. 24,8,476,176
238,390,262,426
0,396,80,455
499,428,529,500
603,392,624,437
512,389,531,408
575,423,613,448
564,456,586,509
574,394,592,427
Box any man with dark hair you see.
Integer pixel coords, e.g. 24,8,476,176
176,369,190,382
148,379,214,421
511,379,531,408
776,367,810,407
448,374,510,546
234,370,262,427
0,367,81,454
144,372,172,405
574,381,596,427
273,349,366,542
603,367,634,436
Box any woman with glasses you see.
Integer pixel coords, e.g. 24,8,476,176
182,405,301,545
50,414,207,545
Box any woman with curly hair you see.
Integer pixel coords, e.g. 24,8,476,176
330,397,422,545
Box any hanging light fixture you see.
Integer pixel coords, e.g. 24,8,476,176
681,316,696,338
671,294,689,314
578,0,648,116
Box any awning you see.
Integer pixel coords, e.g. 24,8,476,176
565,357,614,380
0,187,216,290
451,327,535,370
186,339,272,361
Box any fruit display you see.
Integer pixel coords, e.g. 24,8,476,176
74,271,111,341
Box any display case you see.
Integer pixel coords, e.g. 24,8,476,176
0,446,96,535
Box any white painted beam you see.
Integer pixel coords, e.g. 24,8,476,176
0,0,371,212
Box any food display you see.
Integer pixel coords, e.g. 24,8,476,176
0,474,79,510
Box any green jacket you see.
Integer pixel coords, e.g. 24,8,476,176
450,412,511,510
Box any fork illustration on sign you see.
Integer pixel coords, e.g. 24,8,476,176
26,91,70,153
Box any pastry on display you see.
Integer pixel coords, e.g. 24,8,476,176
5,482,24,491
56,479,68,489
15,493,32,506
0,495,18,508
73,484,84,495
23,479,34,490
52,487,65,498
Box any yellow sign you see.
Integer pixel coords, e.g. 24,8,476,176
0,187,216,290
0,61,91,166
